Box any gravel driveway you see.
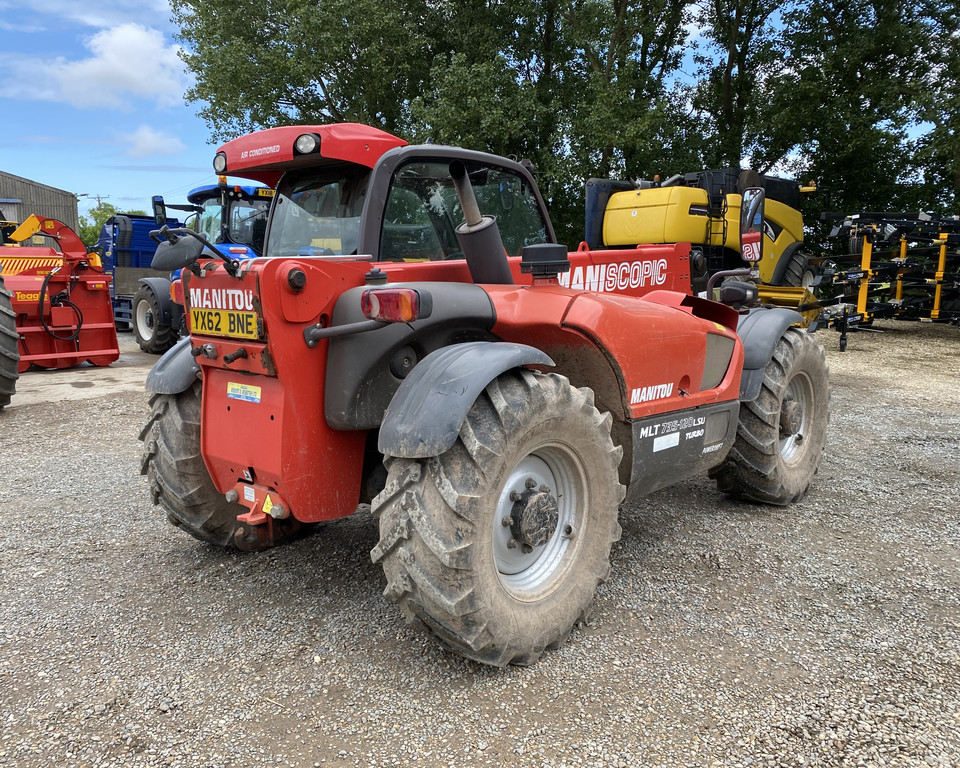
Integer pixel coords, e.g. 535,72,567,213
1,321,958,768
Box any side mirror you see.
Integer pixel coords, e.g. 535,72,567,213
151,236,204,271
740,187,765,262
152,195,167,227
718,280,759,309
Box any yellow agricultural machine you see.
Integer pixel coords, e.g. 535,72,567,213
584,168,820,322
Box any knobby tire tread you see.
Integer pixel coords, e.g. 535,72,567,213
140,380,256,549
0,276,19,409
711,328,829,504
372,370,624,667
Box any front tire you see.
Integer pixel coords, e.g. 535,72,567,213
139,380,302,550
0,275,19,409
782,250,816,290
372,369,624,667
134,284,176,354
711,327,829,504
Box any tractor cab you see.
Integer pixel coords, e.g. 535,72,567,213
153,180,274,258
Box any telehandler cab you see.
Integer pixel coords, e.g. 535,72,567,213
139,123,829,666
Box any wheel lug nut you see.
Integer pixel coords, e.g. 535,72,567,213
506,538,518,549
525,478,537,489
539,484,550,494
501,516,514,527
522,544,533,554
509,491,521,502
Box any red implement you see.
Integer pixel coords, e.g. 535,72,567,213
0,215,119,372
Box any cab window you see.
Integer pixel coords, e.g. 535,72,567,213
379,160,548,262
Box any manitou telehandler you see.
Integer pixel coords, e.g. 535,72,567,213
139,123,829,666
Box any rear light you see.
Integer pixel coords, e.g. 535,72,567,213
170,278,184,305
361,288,433,323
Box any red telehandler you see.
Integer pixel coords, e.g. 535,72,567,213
140,123,829,666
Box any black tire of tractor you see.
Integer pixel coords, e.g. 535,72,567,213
371,369,625,667
0,275,19,410
140,379,277,550
711,327,829,505
133,284,177,355
782,250,816,290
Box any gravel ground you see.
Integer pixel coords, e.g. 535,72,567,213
1,321,958,768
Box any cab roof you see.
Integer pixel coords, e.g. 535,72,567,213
214,123,408,185
186,183,270,203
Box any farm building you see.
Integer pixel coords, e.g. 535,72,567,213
0,171,79,234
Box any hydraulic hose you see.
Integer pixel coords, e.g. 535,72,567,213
38,270,83,342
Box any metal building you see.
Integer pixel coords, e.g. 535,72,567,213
0,171,79,233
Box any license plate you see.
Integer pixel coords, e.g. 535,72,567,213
190,308,259,339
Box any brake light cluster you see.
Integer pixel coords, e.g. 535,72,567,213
361,288,433,323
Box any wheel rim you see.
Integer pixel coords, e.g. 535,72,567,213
135,300,155,341
780,371,815,463
492,444,586,599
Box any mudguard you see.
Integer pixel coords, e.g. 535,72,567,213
378,341,554,459
145,336,200,395
138,277,176,326
769,242,804,286
737,307,803,401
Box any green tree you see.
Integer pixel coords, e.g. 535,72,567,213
912,1,960,212
172,0,440,140
78,203,119,247
689,0,787,169
171,0,957,244
769,0,933,218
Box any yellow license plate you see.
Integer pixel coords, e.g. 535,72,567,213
190,308,259,339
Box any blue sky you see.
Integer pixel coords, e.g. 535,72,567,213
0,0,217,219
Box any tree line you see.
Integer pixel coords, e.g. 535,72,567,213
172,0,959,246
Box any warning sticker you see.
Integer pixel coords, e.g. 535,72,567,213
243,485,256,502
227,382,262,403
262,495,274,515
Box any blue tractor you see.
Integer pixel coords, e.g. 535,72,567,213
134,180,273,352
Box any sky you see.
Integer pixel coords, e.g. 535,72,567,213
0,0,218,219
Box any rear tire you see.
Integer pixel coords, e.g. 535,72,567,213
139,380,302,550
711,327,829,504
134,284,176,354
372,370,624,666
0,275,19,409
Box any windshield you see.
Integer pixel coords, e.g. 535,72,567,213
196,195,270,255
266,166,370,258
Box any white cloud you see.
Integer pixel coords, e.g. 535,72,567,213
0,1,172,30
119,125,187,158
0,23,190,109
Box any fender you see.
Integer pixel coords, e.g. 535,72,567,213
145,336,200,395
769,242,804,286
737,307,803,401
378,341,554,459
138,277,176,326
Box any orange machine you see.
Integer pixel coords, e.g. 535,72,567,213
0,215,119,371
